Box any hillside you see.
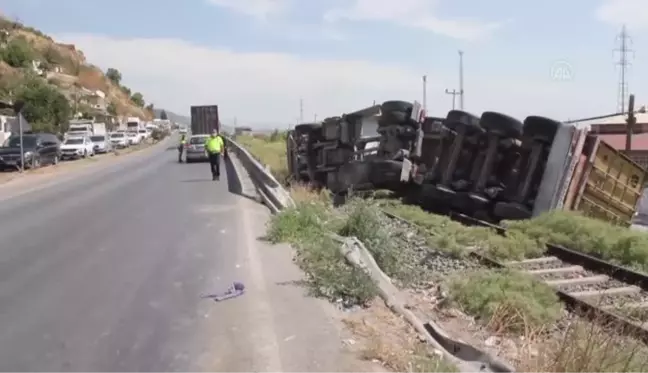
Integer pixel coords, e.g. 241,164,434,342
0,16,154,132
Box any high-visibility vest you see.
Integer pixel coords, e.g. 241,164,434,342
205,136,224,153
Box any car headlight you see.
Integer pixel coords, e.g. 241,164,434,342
23,151,32,158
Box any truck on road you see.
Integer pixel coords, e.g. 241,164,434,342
190,105,219,135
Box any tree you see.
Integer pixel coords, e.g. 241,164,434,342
160,110,168,120
1,37,34,68
121,85,131,96
106,68,121,85
14,77,71,133
130,92,144,107
145,103,154,112
107,101,117,116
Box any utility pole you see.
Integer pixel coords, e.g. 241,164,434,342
314,114,317,122
459,50,464,110
626,94,636,151
614,25,634,114
422,75,427,112
445,89,459,110
299,98,304,123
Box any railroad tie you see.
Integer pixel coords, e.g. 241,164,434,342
506,256,559,265
525,265,583,275
602,301,648,311
568,285,642,299
545,275,609,287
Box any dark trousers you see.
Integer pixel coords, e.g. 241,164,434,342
178,145,184,161
209,152,221,179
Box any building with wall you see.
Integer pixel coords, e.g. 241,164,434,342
581,112,648,169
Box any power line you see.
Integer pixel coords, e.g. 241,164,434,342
614,25,634,114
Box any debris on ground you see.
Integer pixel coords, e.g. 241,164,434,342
203,281,245,302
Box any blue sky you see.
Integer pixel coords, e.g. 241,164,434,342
1,0,646,127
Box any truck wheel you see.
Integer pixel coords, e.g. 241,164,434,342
480,111,524,138
444,110,482,133
522,116,561,143
294,123,321,135
380,100,413,123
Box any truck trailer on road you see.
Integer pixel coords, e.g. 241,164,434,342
190,105,219,135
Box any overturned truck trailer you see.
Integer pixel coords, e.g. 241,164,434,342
286,101,648,226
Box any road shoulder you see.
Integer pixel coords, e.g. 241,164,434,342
222,196,380,372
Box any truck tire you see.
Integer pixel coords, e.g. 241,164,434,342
294,123,321,135
522,116,561,143
444,110,482,133
380,100,412,124
480,111,523,138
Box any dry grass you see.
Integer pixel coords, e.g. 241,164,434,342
288,183,331,204
77,66,109,92
236,134,289,183
529,323,648,372
343,302,458,372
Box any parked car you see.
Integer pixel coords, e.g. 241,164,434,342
127,132,140,145
60,136,95,160
0,133,62,170
90,135,112,154
109,132,129,148
185,134,210,163
137,129,149,143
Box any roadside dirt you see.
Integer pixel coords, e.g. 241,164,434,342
338,301,454,372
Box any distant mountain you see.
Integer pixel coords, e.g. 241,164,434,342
153,108,234,133
153,109,190,125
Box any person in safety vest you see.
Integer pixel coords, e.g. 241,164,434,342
178,134,187,162
204,129,225,180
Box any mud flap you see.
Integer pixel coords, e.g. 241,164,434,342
400,158,412,182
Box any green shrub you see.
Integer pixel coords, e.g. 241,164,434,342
448,269,562,333
266,200,377,305
1,37,35,68
507,211,648,272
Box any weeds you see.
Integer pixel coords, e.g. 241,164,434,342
266,192,377,305
534,322,648,372
339,198,429,286
507,210,648,272
447,269,562,333
382,202,545,261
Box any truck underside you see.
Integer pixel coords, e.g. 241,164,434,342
285,100,648,226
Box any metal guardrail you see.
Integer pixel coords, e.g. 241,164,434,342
223,136,294,212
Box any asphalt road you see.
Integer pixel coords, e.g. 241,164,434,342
0,142,354,371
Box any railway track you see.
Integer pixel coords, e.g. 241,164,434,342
383,209,648,344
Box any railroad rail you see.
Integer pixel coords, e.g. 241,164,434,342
383,209,648,344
